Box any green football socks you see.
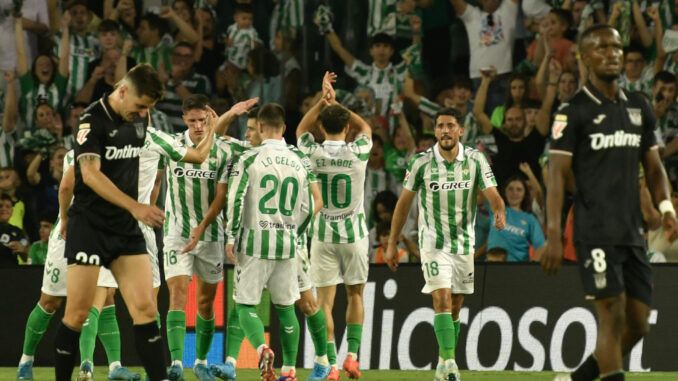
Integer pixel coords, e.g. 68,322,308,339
434,313,456,360
166,310,186,363
97,305,121,365
226,308,245,361
276,305,300,367
236,304,266,349
80,307,100,363
346,324,363,354
195,313,215,361
306,309,328,356
22,303,54,357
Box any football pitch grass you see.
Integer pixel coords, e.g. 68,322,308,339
4,368,678,380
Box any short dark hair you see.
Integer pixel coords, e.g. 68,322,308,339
524,98,542,109
98,19,120,34
39,211,57,225
578,24,617,52
655,70,676,85
247,106,260,119
372,134,383,147
124,63,165,101
182,94,210,113
318,105,351,134
369,33,394,48
140,13,169,36
373,190,398,216
452,76,473,91
624,43,646,58
376,220,391,238
234,3,254,15
434,107,463,126
550,9,573,29
257,103,286,130
65,0,88,10
69,101,89,110
0,193,12,204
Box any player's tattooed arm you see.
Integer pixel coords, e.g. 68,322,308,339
78,154,165,227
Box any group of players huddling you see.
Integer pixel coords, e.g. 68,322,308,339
15,23,674,381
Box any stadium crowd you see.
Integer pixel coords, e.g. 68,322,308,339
2,0,678,268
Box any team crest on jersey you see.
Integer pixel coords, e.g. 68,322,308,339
551,114,567,140
627,108,642,126
77,124,91,145
134,122,145,138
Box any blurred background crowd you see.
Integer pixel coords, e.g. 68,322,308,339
1,0,678,267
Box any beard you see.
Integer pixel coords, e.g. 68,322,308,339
598,71,620,82
439,139,456,151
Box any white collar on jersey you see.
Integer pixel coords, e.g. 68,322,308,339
433,142,464,164
262,138,286,146
322,139,346,146
371,62,394,72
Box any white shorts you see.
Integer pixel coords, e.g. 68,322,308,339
420,248,474,294
310,237,369,287
233,251,299,306
297,246,312,292
96,224,161,289
163,236,224,284
41,235,68,297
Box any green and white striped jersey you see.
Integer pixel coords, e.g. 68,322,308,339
368,0,397,37
346,60,407,117
150,108,173,134
19,72,68,128
618,66,653,98
365,166,398,228
130,40,173,72
269,0,304,49
404,143,497,255
163,131,240,242
299,132,372,243
224,25,262,69
226,139,315,259
140,127,188,204
155,71,212,133
52,30,101,99
0,127,17,168
417,96,481,146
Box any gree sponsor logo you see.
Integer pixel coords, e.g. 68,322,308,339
428,181,472,191
105,145,142,160
172,167,216,179
589,131,641,150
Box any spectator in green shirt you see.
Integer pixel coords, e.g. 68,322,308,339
28,214,55,265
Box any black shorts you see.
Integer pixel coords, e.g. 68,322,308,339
65,214,147,268
575,243,652,306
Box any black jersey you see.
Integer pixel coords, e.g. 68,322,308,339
550,84,657,247
69,95,147,235
0,223,28,266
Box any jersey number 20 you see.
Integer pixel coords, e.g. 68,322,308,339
259,175,299,216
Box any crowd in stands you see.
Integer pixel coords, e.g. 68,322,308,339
2,0,678,267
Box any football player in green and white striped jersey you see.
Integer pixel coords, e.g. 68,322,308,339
296,72,372,379
226,104,321,381
385,107,506,381
52,1,101,102
162,94,253,381
212,106,331,381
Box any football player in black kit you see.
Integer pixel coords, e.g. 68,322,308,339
54,64,173,381
543,25,678,381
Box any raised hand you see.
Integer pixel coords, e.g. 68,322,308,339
61,10,71,29
159,6,175,19
229,97,259,116
322,71,337,104
4,71,15,83
122,39,134,56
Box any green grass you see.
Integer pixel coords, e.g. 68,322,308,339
5,368,678,381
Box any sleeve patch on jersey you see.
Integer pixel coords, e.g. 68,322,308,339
76,128,91,145
79,123,90,130
552,118,567,140
627,108,642,126
484,171,494,179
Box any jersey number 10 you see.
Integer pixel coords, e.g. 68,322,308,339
318,173,352,209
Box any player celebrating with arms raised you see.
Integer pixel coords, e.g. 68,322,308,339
543,24,677,381
385,107,505,381
296,72,373,380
